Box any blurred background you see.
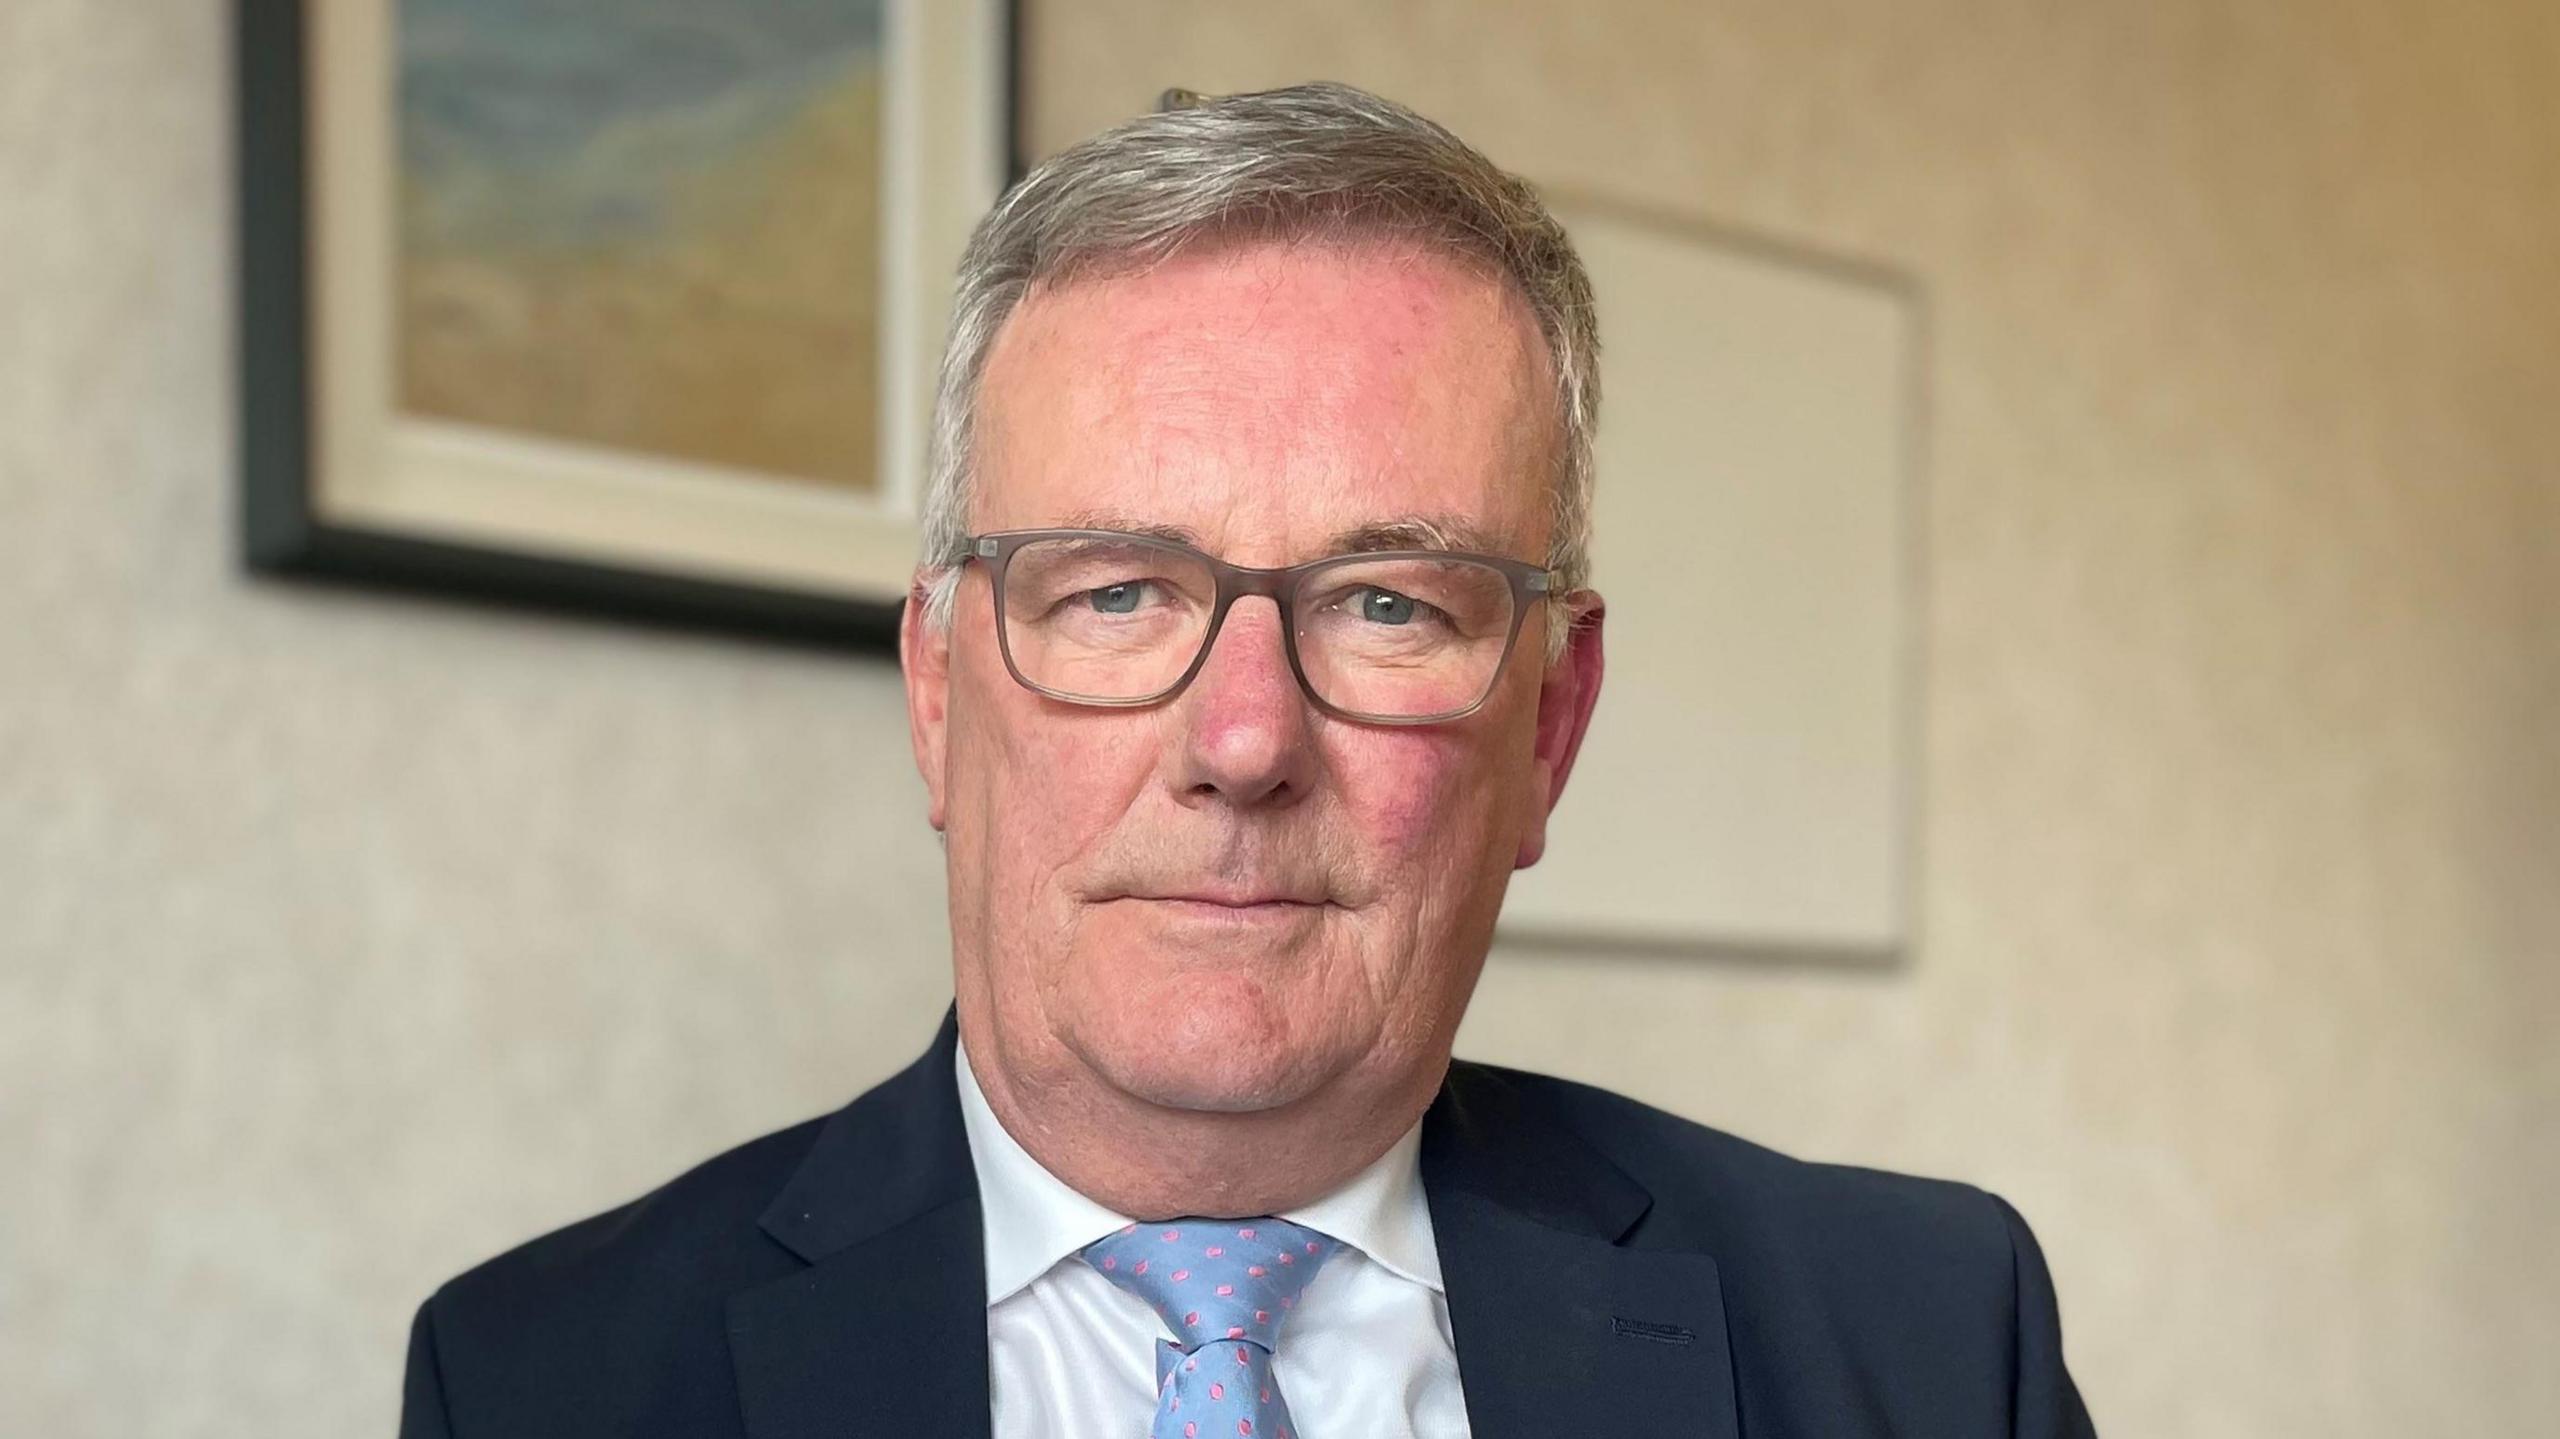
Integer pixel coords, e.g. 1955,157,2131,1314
3,1,2554,1435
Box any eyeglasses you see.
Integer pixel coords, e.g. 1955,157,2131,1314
957,528,1558,724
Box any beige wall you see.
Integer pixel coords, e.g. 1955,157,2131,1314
3,1,2552,1435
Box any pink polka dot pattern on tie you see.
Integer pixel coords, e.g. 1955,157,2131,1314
1079,1216,1340,1439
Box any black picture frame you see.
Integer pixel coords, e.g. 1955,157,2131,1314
235,0,1025,652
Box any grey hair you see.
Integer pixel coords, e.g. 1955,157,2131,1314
914,81,1600,663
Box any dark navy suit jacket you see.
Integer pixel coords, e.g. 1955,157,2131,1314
401,1009,2097,1437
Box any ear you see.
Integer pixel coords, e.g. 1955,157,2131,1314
1514,594,1605,870
899,576,953,833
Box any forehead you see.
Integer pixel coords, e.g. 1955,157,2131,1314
970,238,1557,562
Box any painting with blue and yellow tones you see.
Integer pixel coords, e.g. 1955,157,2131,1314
398,0,884,492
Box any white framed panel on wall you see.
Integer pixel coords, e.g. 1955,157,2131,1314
1499,200,1921,958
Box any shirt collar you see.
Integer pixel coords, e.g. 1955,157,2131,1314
954,1037,1445,1306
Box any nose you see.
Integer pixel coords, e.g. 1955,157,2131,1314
1167,596,1318,809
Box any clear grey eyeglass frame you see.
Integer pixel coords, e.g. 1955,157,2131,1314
956,527,1560,726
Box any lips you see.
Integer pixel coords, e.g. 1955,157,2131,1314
1087,863,1351,911
1103,877,1341,911
1117,892,1331,929
1123,890,1328,908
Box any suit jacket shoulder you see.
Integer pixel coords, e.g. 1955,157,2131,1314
405,1113,828,1439
1441,1058,2093,1438
1471,1054,2009,1258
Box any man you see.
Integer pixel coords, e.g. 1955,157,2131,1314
401,83,2096,1439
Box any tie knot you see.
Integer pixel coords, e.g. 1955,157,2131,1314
1079,1216,1341,1352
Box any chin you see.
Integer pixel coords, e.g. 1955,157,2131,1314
1064,961,1358,1115
1108,1061,1309,1114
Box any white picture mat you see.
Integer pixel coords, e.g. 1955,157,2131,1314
1499,203,1919,956
305,0,1008,596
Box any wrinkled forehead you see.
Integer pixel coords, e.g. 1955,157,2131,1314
969,237,1559,566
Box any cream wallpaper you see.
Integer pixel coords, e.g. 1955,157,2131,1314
3,1,2553,1435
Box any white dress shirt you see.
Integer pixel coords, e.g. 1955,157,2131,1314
955,1040,1474,1439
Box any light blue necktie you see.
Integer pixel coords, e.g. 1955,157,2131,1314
1079,1216,1342,1439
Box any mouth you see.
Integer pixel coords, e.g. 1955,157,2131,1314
1131,890,1327,908
1102,889,1341,925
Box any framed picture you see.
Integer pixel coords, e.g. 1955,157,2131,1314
237,0,1017,648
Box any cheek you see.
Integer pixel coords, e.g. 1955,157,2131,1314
950,680,1154,915
1331,724,1517,890
1345,742,1448,853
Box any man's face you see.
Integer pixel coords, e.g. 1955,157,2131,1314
904,239,1601,1121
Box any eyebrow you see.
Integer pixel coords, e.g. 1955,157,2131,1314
1052,509,1204,548
1046,507,1508,558
1325,515,1508,556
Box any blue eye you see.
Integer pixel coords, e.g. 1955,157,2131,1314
1085,582,1147,614
1354,587,1417,625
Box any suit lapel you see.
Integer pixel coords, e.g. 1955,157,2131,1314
1423,1063,1740,1439
728,1010,994,1439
